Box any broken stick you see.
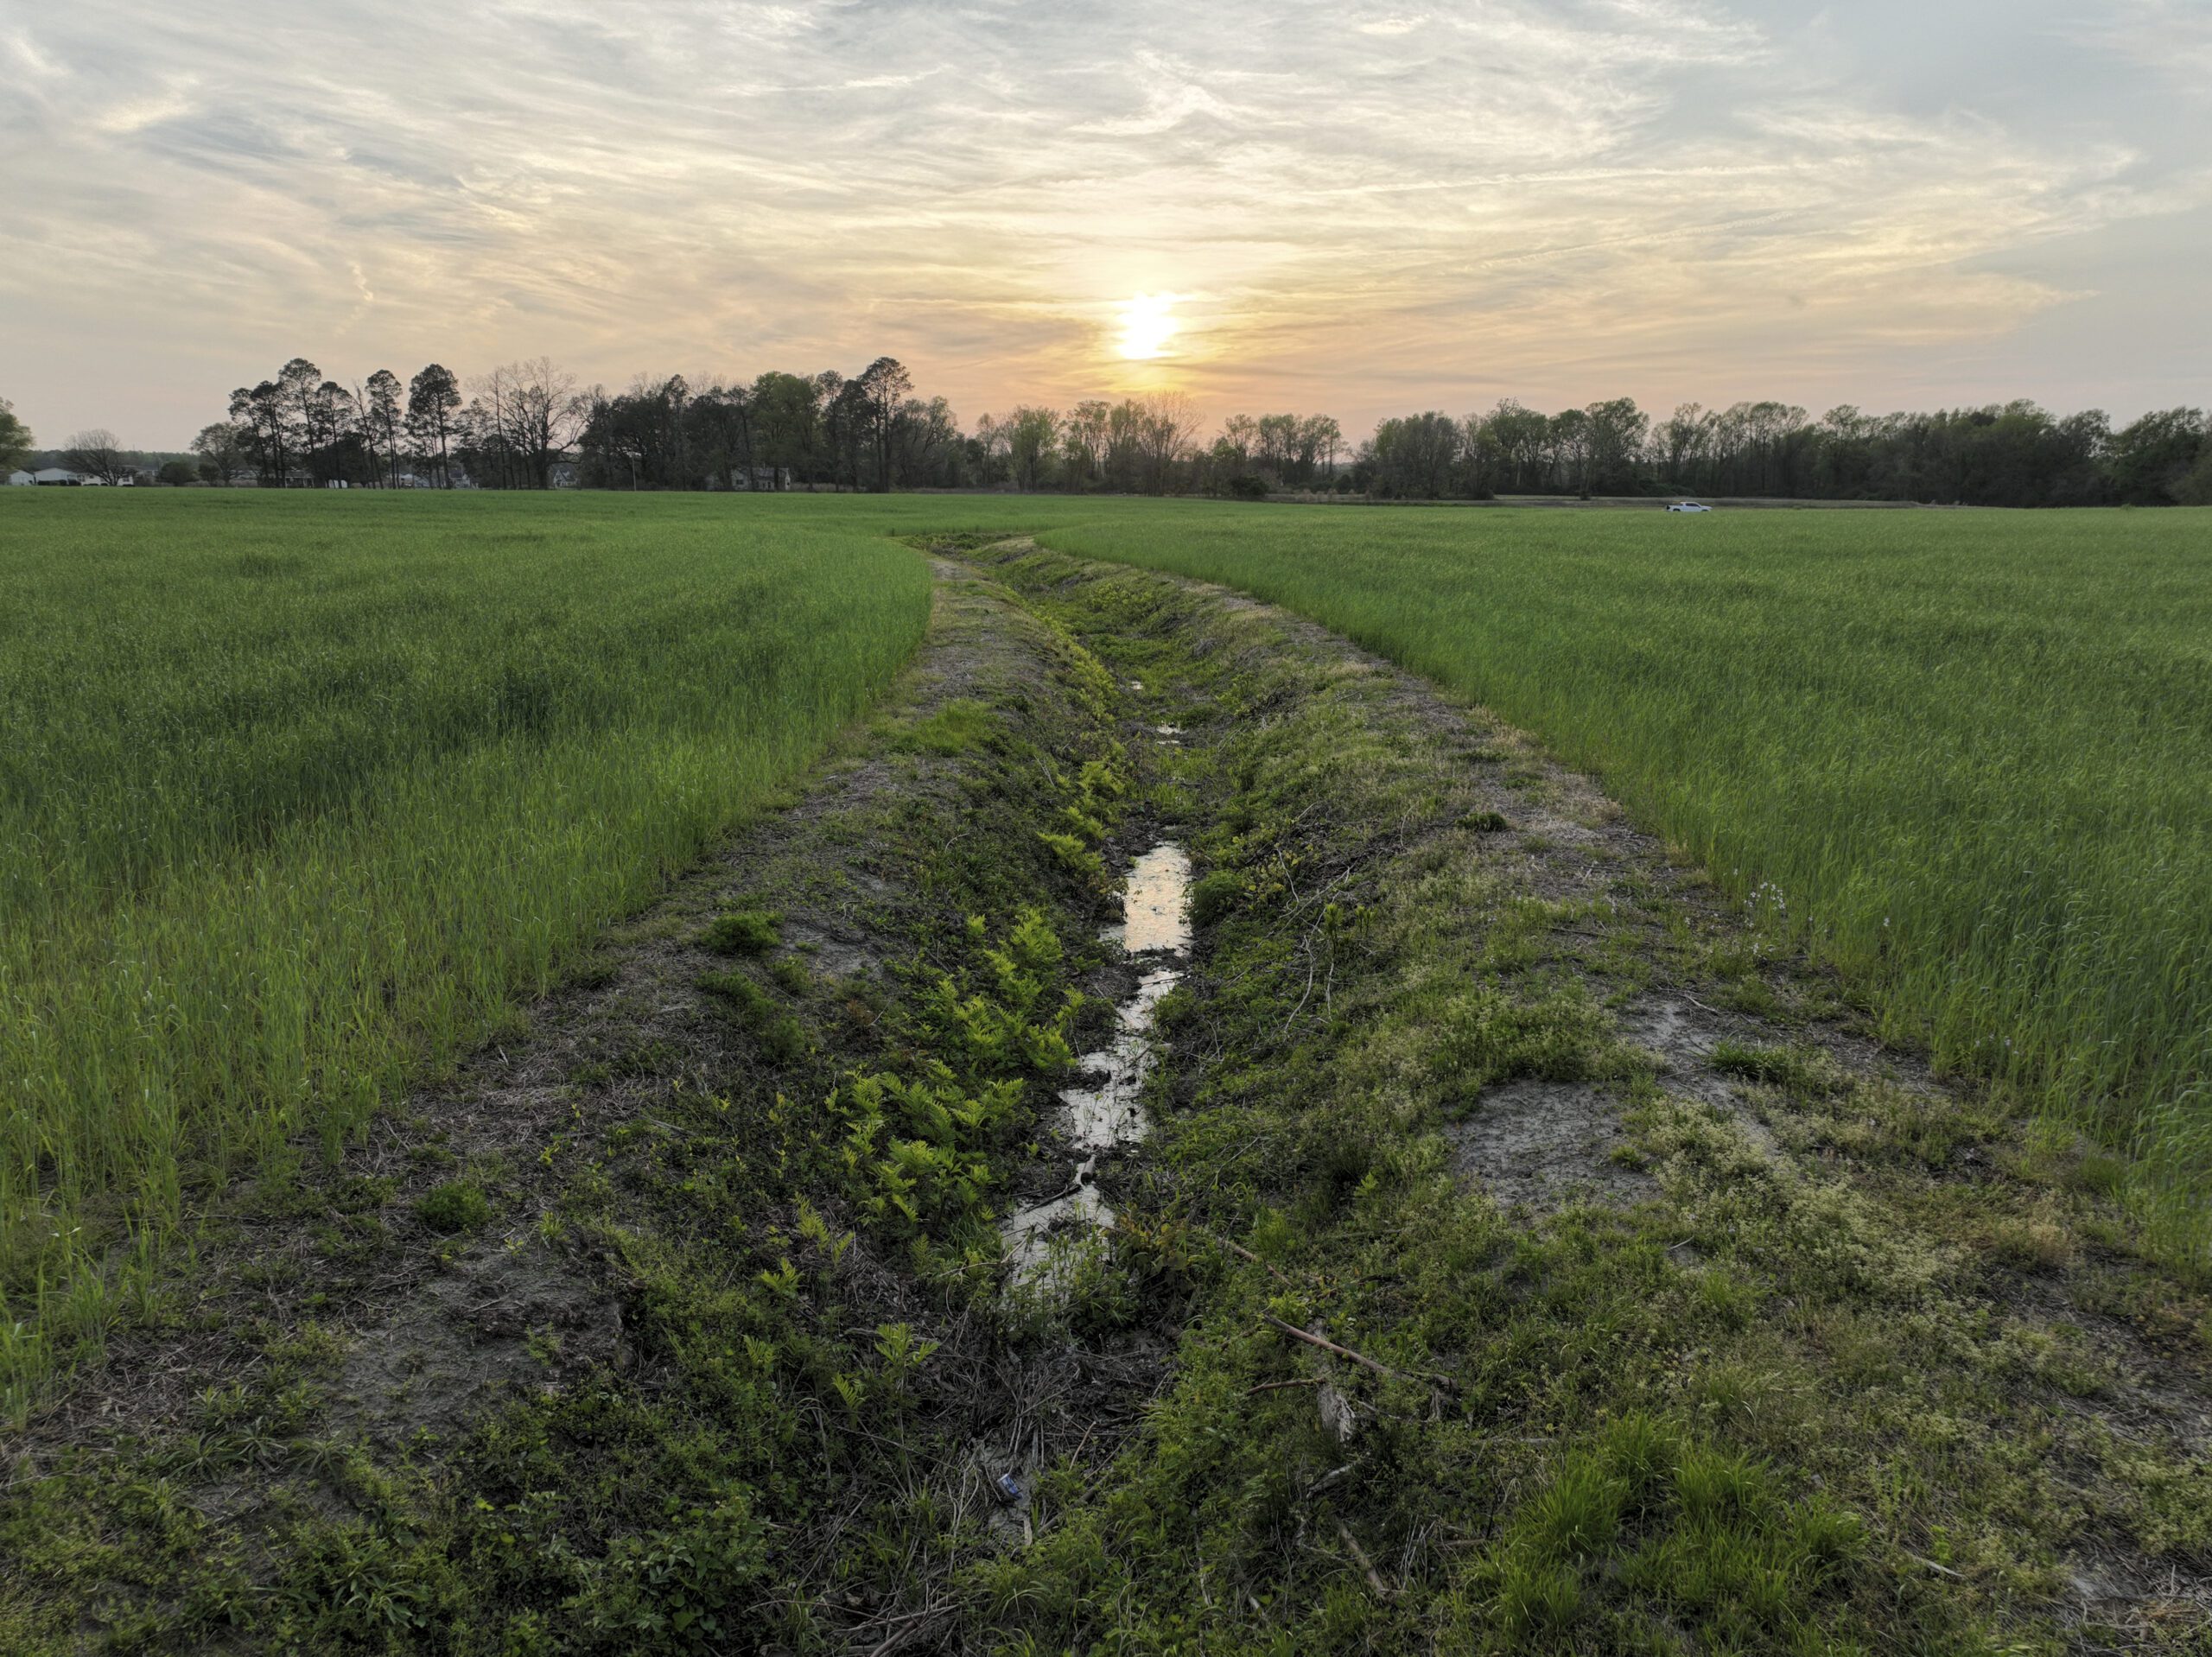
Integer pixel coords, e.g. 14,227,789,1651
1261,1315,1457,1391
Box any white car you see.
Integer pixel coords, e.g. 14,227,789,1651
1667,501,1712,512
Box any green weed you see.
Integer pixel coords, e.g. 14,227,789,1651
416,1182,490,1235
1429,985,1614,1099
698,970,810,1063
699,909,780,956
897,697,994,754
1188,869,1243,927
1711,1040,1840,1095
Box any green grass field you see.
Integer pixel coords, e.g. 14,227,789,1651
5,491,2209,1410
1023,502,2212,1263
0,492,931,1404
4,492,2210,1647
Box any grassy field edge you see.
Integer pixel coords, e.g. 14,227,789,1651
0,496,934,1420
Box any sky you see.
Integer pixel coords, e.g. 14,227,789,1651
1,0,2208,450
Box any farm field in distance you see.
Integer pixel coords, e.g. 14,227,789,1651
0,492,931,1410
7,490,2212,1408
2,488,2209,1650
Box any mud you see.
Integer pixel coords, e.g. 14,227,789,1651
1446,1079,1656,1213
1099,842,1194,957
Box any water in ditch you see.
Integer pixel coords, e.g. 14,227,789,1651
1001,841,1191,1286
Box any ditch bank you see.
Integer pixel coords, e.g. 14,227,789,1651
954,540,2210,1655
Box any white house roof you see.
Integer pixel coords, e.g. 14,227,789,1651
31,467,85,483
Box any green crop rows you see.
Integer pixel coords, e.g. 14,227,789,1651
5,490,2210,1413
0,492,929,1411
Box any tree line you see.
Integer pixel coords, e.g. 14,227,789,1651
580,361,963,492
1351,398,2212,507
518,367,1216,495
14,359,2206,506
188,353,1223,495
202,358,567,490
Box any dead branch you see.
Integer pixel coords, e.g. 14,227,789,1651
1217,1235,1289,1282
1338,1520,1396,1600
1262,1315,1457,1391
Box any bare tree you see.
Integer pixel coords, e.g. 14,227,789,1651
749,371,821,490
899,395,962,486
1002,405,1060,492
191,422,250,485
63,429,129,485
308,380,359,483
1297,415,1342,484
1582,397,1649,495
686,381,759,490
1660,403,1706,486
229,381,291,485
1365,413,1461,498
472,358,583,487
1104,399,1146,492
276,359,321,482
854,358,912,491
1219,413,1257,468
1550,408,1593,497
1137,394,1198,494
1061,401,1110,489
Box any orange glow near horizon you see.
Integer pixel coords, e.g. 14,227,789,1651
1,3,2202,446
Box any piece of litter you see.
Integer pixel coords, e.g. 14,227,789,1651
1317,1381,1358,1444
995,1472,1025,1505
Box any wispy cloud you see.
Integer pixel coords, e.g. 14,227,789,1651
2078,0,2212,86
0,0,2202,444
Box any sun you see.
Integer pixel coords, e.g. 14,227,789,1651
1116,292,1182,360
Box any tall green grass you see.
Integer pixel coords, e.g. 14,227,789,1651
7,487,2207,1414
0,492,930,1413
1021,503,2212,1267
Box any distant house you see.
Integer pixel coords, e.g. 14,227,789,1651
30,467,85,486
6,469,32,486
547,461,579,489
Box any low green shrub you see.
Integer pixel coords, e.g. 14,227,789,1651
700,909,780,957
1189,871,1242,928
416,1182,490,1235
699,970,810,1063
